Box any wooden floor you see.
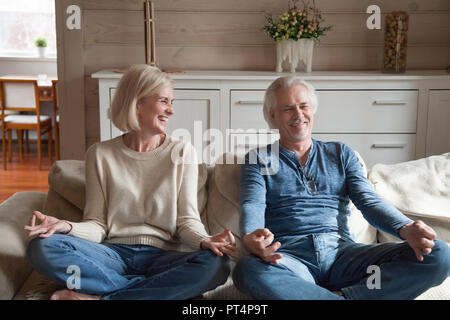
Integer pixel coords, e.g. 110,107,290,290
0,142,53,204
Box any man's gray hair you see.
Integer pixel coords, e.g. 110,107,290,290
263,76,318,129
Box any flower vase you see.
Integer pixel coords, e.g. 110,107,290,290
276,39,314,73
37,47,46,58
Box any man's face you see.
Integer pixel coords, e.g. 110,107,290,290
270,85,314,143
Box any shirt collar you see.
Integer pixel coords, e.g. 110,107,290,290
278,138,316,165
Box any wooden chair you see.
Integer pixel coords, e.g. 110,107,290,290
0,79,52,170
0,84,20,162
51,80,60,160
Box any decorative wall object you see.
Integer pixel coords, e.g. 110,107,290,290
383,11,409,73
264,0,331,73
143,0,156,66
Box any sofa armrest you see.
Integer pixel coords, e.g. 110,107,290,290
0,191,46,300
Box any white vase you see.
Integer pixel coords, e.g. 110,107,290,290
276,38,314,73
37,47,46,58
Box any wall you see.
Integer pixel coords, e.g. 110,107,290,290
58,0,450,157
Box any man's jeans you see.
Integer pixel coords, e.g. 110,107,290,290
232,232,450,299
26,234,231,300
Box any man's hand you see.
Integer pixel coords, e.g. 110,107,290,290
242,228,283,264
399,220,437,262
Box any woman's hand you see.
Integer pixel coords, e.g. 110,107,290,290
24,210,72,238
200,228,240,257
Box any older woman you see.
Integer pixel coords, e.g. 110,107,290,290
24,65,236,300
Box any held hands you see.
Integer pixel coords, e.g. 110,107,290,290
399,220,437,262
242,228,282,264
200,228,240,257
24,210,72,238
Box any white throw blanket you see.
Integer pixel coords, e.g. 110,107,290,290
368,153,450,219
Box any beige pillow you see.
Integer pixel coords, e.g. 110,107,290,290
205,154,244,262
48,160,85,211
43,189,83,223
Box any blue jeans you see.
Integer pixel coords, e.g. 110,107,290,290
232,233,450,300
26,234,231,300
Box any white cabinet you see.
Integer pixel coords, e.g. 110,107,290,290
110,89,220,142
312,134,416,169
230,90,268,131
229,89,418,168
426,90,450,156
313,90,418,133
92,70,450,167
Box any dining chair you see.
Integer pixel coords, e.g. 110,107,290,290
0,84,20,162
0,79,53,170
51,80,60,160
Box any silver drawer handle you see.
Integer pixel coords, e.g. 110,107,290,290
236,100,264,105
372,143,406,149
373,100,408,105
236,144,260,148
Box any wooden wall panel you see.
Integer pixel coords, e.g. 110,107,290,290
83,0,450,12
84,11,450,47
79,0,450,147
84,44,450,74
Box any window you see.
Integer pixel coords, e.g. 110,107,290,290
0,0,56,58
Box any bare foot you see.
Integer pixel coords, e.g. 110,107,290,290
50,289,100,300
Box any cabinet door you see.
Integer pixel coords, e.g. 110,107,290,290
426,90,450,156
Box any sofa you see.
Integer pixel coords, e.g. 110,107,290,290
1,151,449,300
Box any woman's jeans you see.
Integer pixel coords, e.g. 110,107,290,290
26,234,231,300
232,232,450,300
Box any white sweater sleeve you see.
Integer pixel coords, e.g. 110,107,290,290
66,143,107,243
176,142,210,249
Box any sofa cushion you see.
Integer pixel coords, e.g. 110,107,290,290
0,191,46,300
43,189,83,222
48,160,85,211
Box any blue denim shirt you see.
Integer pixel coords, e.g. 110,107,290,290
239,139,413,240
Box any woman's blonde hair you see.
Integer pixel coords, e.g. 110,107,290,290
110,64,173,132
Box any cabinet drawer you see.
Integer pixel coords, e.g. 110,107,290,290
228,133,415,169
230,90,268,131
228,132,279,157
312,133,416,169
314,91,418,133
230,90,418,134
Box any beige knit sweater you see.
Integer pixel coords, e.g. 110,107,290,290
65,134,210,250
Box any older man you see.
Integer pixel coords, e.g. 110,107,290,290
232,76,450,300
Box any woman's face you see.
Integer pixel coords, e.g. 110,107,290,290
136,86,174,135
